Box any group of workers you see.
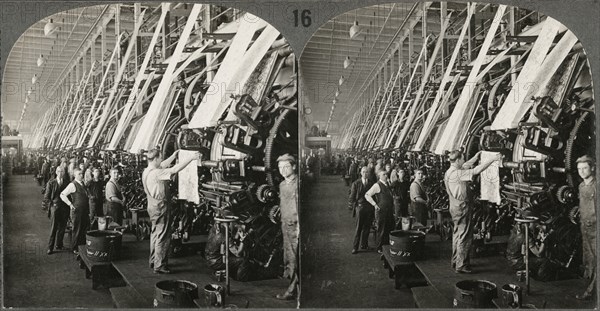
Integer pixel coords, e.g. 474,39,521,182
344,149,595,300
347,156,434,254
42,156,124,255
40,148,299,300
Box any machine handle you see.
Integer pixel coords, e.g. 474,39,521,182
215,291,222,306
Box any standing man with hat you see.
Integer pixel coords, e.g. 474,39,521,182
276,153,299,300
444,150,501,273
573,155,596,300
142,149,200,274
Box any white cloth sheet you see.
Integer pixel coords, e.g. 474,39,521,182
178,150,199,204
480,151,501,204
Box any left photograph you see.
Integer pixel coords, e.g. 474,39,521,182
2,3,298,309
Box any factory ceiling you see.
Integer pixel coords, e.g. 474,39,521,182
299,2,469,126
1,3,211,133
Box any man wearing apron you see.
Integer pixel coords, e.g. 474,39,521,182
365,170,395,253
142,149,200,274
444,150,500,273
574,155,596,300
60,168,90,254
276,154,299,300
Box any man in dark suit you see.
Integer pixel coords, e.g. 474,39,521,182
349,166,375,254
348,157,359,184
44,166,69,254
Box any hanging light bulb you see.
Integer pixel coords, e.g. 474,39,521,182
339,75,345,86
44,19,58,37
32,74,38,84
343,56,352,69
349,20,362,39
37,54,46,67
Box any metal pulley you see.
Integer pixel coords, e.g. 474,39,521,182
256,184,277,203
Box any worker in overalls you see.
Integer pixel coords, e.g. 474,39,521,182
365,170,395,254
276,154,299,300
391,168,410,223
87,168,105,224
142,149,200,274
574,155,596,300
105,168,124,225
60,168,90,254
410,168,428,226
444,150,501,273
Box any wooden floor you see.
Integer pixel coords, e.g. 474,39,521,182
412,236,596,309
110,235,296,308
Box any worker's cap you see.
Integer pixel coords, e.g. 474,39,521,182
576,155,595,166
146,148,161,161
276,153,296,163
448,150,463,161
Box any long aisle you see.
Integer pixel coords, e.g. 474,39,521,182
300,175,414,308
2,175,113,308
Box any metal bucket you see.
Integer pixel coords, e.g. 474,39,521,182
97,216,112,231
501,284,522,308
154,280,199,308
453,280,497,308
389,230,425,262
401,217,415,231
85,230,122,262
204,284,224,307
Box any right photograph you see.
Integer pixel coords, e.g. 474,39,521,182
299,2,596,309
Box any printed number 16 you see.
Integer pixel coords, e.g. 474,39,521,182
293,9,312,27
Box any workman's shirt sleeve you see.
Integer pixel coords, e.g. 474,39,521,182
445,167,474,201
60,182,77,206
143,169,173,200
153,168,173,180
365,182,381,206
447,168,474,183
105,182,118,202
410,182,423,202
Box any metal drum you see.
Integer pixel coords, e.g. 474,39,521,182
85,230,122,262
389,230,426,262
